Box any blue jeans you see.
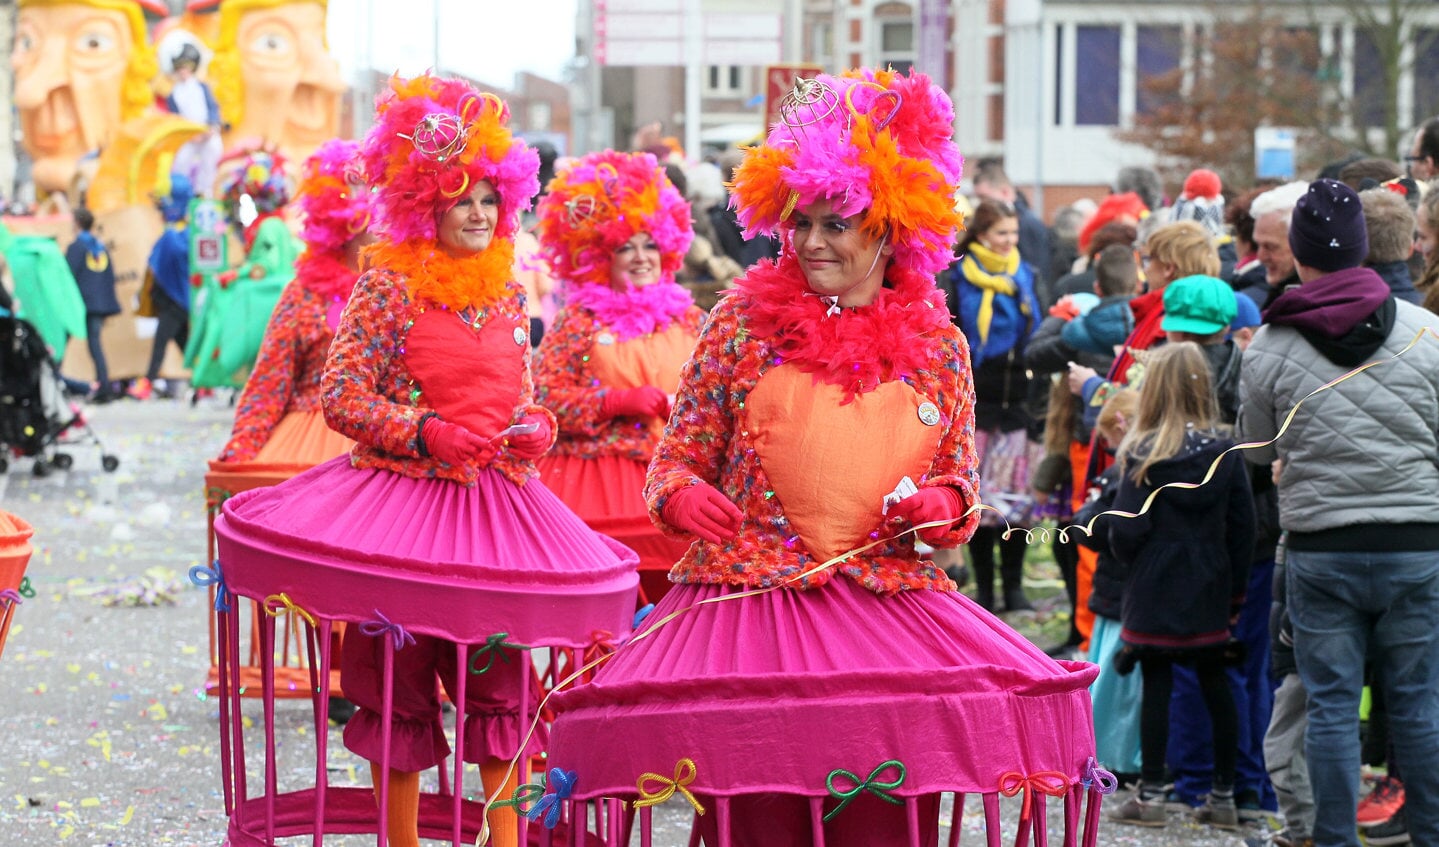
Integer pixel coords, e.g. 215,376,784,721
1288,548,1439,847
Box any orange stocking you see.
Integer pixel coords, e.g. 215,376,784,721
369,763,420,847
480,758,522,847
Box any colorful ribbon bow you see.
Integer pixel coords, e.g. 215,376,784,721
998,770,1071,821
469,632,528,675
824,760,906,822
18,576,35,599
358,610,416,651
262,593,316,628
0,588,22,607
490,777,548,817
188,562,230,612
521,768,576,829
1081,757,1118,795
634,757,706,815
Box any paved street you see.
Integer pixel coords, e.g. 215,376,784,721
0,398,1262,846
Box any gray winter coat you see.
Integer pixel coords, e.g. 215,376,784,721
1237,299,1439,535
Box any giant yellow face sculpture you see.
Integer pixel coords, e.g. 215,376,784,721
12,0,161,195
211,0,343,165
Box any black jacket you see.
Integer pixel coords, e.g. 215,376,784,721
1111,431,1256,649
1075,463,1125,621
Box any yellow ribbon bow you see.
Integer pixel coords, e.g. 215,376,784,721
998,770,1071,821
263,592,317,628
633,758,705,815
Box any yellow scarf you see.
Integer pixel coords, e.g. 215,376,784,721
960,241,1023,347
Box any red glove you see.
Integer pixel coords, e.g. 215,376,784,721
501,414,551,460
661,483,742,543
601,386,670,420
888,486,964,544
421,416,492,467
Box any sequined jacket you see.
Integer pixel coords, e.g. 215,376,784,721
643,293,982,595
533,304,705,462
220,282,339,461
321,268,556,486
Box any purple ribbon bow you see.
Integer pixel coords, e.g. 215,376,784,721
358,610,416,651
1082,757,1118,795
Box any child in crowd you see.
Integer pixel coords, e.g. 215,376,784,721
1107,342,1256,830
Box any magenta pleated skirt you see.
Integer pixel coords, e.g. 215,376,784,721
549,576,1099,803
215,455,640,770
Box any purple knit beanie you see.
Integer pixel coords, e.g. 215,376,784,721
1288,178,1368,272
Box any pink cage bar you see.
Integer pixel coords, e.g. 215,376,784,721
211,505,639,845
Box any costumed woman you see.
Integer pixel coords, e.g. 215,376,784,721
547,68,1099,847
214,75,639,847
532,150,705,605
215,138,371,466
947,198,1043,612
186,152,299,391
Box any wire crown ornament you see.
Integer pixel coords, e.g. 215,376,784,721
777,77,843,142
399,112,470,163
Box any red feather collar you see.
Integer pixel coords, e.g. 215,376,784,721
295,250,360,300
732,255,953,398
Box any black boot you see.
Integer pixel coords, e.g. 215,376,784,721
968,527,997,611
1000,533,1033,611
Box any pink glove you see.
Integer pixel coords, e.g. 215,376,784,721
888,486,964,544
661,483,742,543
421,416,492,467
601,386,670,420
501,414,552,460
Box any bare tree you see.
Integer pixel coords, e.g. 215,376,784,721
1117,0,1438,188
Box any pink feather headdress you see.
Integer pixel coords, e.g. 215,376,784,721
730,67,965,276
361,74,540,245
534,150,693,290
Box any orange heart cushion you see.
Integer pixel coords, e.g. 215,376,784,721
587,322,695,393
404,308,524,439
745,364,942,562
589,322,696,437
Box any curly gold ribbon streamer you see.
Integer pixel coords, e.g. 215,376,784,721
633,757,705,815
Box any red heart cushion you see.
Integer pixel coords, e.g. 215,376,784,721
404,309,525,439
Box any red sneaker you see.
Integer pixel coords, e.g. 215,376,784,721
1357,775,1404,828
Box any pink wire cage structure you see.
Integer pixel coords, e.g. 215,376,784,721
208,502,638,845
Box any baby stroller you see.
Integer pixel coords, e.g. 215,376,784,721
0,314,120,476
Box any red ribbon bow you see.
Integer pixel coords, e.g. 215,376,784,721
998,770,1070,821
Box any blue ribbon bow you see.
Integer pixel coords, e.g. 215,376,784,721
187,561,230,612
523,768,577,829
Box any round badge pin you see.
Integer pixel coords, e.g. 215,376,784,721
596,332,616,346
513,326,527,346
917,401,941,426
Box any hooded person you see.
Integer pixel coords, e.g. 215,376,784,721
531,150,705,605
545,67,1100,847
212,74,639,847
1237,178,1439,847
133,172,194,399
